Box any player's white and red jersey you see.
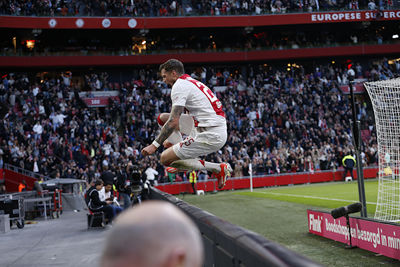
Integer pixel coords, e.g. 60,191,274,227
171,74,226,128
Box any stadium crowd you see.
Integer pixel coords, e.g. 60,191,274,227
0,57,398,184
0,0,393,17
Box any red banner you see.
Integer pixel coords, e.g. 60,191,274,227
82,96,119,107
311,10,400,22
308,210,400,260
0,10,399,29
340,82,366,94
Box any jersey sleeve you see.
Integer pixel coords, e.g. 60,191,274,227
171,80,190,106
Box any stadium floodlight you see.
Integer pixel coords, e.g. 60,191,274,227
392,34,399,39
364,78,400,222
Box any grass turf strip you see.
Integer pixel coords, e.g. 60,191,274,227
235,180,378,215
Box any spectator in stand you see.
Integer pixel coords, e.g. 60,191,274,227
349,0,359,9
233,160,244,177
368,0,377,10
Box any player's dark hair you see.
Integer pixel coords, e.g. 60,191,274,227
159,59,185,75
95,179,103,186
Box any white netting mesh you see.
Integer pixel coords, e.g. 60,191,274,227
364,78,400,222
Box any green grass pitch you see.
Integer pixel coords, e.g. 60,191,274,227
180,179,400,267
236,179,378,215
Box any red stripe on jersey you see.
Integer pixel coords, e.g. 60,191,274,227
179,74,225,118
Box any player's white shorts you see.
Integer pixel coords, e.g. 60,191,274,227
172,125,227,159
166,114,194,144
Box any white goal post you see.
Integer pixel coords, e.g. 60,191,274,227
364,78,400,222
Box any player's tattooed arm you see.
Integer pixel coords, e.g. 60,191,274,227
155,105,183,145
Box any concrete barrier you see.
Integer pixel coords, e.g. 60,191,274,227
150,187,321,267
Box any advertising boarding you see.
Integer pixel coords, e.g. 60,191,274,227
308,210,400,260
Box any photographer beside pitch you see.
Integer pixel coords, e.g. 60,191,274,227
141,59,232,189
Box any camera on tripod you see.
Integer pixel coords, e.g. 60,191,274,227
129,165,142,194
127,164,149,205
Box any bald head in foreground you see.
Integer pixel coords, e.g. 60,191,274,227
101,201,204,267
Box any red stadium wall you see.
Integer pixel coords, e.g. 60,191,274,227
2,44,400,67
1,166,378,194
1,10,399,29
3,169,36,193
155,167,378,195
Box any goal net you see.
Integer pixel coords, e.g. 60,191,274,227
364,78,400,222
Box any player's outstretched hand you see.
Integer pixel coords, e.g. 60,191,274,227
141,144,157,156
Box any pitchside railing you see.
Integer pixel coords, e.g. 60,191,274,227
4,163,51,181
151,187,321,267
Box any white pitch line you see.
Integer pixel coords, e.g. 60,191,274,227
258,191,377,205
